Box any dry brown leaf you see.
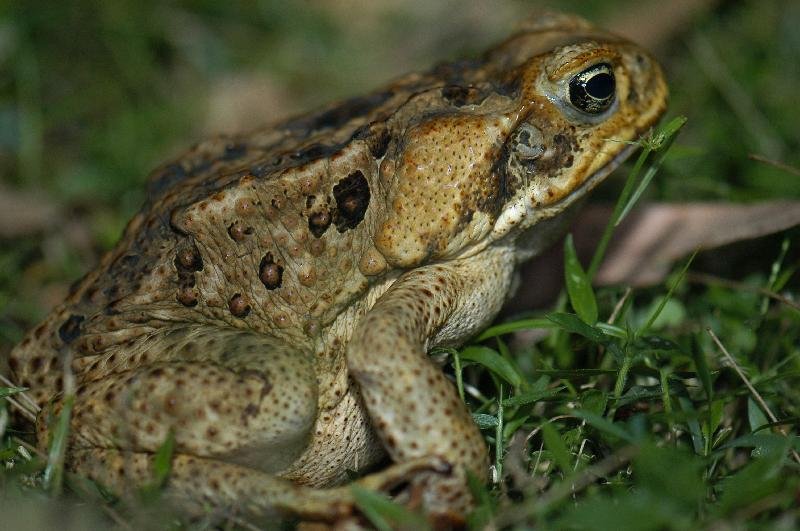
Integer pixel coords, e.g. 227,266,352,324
595,201,800,286
505,201,800,313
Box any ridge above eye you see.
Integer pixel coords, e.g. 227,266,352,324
568,62,616,115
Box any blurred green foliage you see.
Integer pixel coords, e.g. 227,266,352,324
663,0,800,201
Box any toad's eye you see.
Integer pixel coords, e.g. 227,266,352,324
568,63,616,115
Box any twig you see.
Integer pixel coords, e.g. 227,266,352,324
707,328,800,465
572,438,589,502
608,287,633,325
525,415,576,444
530,440,544,483
100,505,132,530
749,154,800,177
4,396,37,423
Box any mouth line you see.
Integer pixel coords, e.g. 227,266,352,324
534,141,639,219
580,141,639,194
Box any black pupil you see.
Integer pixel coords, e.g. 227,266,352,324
585,72,614,99
568,63,616,115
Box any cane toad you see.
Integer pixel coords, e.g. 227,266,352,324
7,13,667,524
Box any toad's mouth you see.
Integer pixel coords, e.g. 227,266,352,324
490,134,648,243
533,140,639,221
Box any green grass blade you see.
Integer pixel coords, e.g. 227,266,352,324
541,421,573,474
573,409,634,443
459,345,525,389
546,312,609,344
588,116,688,279
564,234,598,324
616,116,688,224
152,431,175,487
0,386,27,399
586,144,650,279
502,386,566,407
473,318,554,341
43,394,74,495
351,485,430,531
638,251,696,338
761,237,790,315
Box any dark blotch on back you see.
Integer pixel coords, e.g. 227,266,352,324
441,85,487,107
495,74,522,98
250,157,284,178
289,91,393,133
432,59,481,85
58,314,85,344
145,158,211,203
290,143,339,163
223,143,247,161
332,170,370,232
147,163,186,201
369,128,391,158
352,124,391,159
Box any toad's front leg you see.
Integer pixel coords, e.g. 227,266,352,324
347,246,515,520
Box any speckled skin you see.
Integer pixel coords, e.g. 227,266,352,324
6,13,667,524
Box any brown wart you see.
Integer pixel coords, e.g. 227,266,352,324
177,288,199,307
259,253,284,290
308,209,332,238
228,294,251,318
175,241,203,305
175,243,204,272
227,222,254,242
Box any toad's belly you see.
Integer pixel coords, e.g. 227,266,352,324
278,385,386,487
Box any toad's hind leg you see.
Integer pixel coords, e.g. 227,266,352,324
70,448,448,522
50,328,337,520
56,329,318,474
